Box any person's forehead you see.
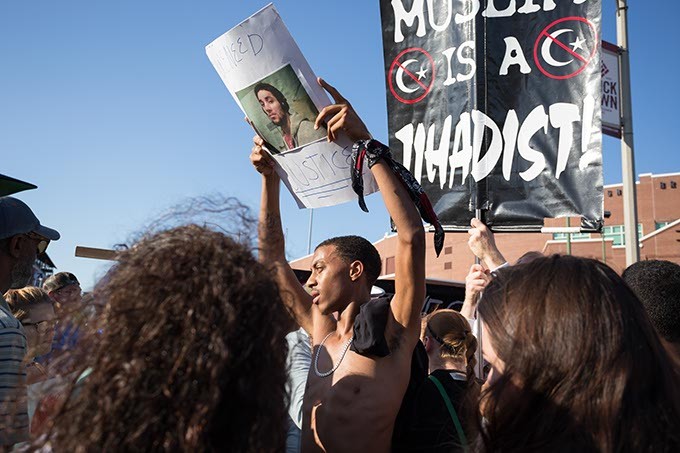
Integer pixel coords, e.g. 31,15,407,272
22,303,56,323
311,245,341,266
53,283,80,295
257,89,274,99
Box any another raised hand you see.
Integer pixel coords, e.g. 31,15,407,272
249,135,277,177
467,218,506,270
461,264,491,319
315,78,371,143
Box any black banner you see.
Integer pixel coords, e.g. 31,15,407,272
380,0,603,231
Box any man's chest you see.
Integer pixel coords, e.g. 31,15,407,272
304,352,408,419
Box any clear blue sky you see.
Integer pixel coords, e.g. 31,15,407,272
1,1,678,289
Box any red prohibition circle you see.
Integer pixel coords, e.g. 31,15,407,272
388,47,435,104
533,16,598,80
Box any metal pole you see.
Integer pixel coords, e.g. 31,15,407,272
473,208,483,381
307,208,314,255
566,217,572,255
474,209,482,266
616,0,640,265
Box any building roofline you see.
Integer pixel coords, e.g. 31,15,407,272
372,231,398,246
545,238,615,245
603,171,680,188
378,273,465,287
289,252,313,266
649,171,680,178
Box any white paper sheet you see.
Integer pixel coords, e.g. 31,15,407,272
205,3,378,208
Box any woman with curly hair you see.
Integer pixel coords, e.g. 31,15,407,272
478,254,680,452
38,224,291,452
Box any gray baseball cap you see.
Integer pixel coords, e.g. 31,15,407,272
0,197,60,241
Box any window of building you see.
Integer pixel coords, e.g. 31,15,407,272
385,256,395,275
444,246,452,255
444,262,452,270
607,190,612,197
602,224,643,246
552,232,592,241
660,182,667,189
655,221,671,230
672,181,677,189
616,189,622,196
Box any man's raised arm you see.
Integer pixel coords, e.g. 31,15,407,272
316,79,426,344
372,161,426,339
251,137,314,334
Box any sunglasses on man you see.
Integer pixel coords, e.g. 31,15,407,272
23,231,50,254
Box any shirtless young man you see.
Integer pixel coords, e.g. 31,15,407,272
251,79,426,452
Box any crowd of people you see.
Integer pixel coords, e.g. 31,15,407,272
1,80,679,451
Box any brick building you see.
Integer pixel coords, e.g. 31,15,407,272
291,172,680,281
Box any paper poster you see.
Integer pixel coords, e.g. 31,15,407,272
380,0,603,231
206,4,378,209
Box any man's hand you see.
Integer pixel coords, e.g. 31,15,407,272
465,264,491,299
315,78,371,143
467,218,506,270
250,135,277,178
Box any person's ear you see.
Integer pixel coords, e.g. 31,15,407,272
423,335,432,352
7,235,24,259
349,260,364,282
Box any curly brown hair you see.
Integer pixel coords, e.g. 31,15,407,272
40,225,290,452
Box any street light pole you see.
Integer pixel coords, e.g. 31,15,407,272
307,208,314,255
616,0,640,265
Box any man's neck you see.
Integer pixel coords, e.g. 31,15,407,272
335,294,370,336
280,116,292,136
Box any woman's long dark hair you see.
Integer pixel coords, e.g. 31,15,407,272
478,254,680,452
39,225,291,452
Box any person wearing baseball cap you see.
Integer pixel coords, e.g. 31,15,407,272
0,196,59,447
43,272,81,308
40,272,83,369
0,196,59,295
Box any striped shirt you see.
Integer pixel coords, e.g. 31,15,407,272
0,301,28,446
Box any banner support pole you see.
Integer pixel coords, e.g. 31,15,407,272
566,217,572,255
474,209,482,266
616,0,640,265
307,208,314,255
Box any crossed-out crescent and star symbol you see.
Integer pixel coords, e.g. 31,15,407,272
388,47,435,105
388,16,597,104
533,16,598,80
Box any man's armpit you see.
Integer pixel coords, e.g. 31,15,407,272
386,321,406,353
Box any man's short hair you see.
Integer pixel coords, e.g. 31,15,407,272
253,82,290,114
316,235,381,287
623,259,680,343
